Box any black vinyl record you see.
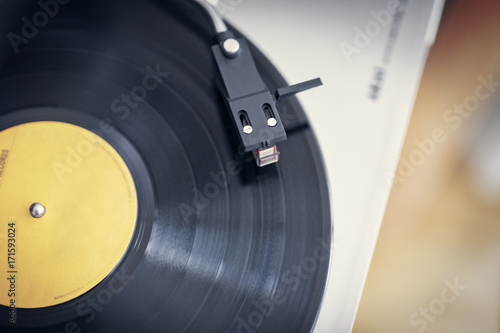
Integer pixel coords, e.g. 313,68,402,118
0,1,332,332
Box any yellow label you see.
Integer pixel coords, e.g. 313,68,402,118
0,122,137,308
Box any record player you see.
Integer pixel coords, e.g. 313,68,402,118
0,0,445,332
0,1,330,332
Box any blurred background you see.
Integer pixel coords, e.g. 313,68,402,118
354,0,500,332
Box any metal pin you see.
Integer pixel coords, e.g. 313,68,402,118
30,202,46,219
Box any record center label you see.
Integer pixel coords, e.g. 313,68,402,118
0,121,138,309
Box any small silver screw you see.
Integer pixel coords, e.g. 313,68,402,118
243,125,253,134
223,38,241,56
30,203,46,219
267,118,278,127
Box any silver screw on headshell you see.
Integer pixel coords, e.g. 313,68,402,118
243,125,254,134
267,118,278,127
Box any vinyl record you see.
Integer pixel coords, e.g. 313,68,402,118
0,1,332,332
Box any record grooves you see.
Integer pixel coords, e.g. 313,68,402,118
0,1,332,332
